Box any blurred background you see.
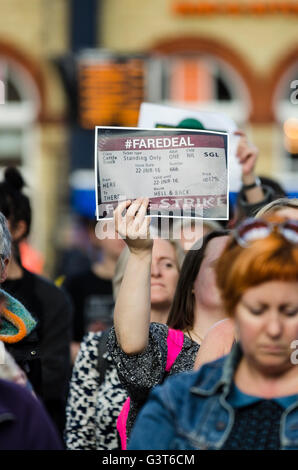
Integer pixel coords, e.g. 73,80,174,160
0,0,297,277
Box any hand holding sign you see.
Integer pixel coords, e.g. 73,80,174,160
114,198,153,255
235,130,259,180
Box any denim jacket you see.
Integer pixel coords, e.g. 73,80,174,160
128,343,298,450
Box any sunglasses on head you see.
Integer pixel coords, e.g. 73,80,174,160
234,218,298,247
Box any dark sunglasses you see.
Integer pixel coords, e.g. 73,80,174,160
234,218,298,247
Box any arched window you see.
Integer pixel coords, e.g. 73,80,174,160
273,59,298,182
146,53,251,126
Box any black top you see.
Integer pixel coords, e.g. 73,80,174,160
222,400,283,450
63,269,114,342
108,323,199,438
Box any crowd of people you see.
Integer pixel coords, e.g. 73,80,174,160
0,130,297,451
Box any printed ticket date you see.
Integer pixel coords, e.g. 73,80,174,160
95,127,228,219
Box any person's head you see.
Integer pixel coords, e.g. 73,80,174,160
234,176,287,225
150,238,183,310
90,219,125,261
258,176,287,199
216,215,298,375
0,167,31,243
95,236,125,262
0,212,11,282
113,239,184,310
255,197,298,221
167,230,230,331
171,218,223,251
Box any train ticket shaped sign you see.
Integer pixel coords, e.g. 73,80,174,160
95,126,229,220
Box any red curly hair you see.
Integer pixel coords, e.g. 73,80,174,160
216,215,298,316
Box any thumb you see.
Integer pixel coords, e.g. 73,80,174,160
234,130,246,137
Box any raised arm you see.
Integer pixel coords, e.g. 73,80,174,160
113,198,153,355
235,130,264,204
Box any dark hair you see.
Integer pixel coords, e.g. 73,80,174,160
0,167,31,240
258,176,287,199
167,229,229,330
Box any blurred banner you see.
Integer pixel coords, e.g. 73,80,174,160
138,102,241,192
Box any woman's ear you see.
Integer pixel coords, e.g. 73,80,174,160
9,220,27,243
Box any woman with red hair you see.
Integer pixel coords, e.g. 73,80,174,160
128,215,298,450
194,199,298,370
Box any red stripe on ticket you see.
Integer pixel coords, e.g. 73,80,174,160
97,195,227,217
98,134,225,152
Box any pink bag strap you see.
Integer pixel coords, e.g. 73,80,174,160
117,328,184,450
117,397,130,450
166,328,184,372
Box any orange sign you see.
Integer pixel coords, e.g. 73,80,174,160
172,1,298,15
79,62,125,128
79,58,145,129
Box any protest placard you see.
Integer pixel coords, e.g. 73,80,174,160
95,126,228,220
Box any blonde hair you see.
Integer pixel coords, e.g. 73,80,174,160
255,198,298,218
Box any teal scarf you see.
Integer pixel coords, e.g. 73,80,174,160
0,288,37,343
